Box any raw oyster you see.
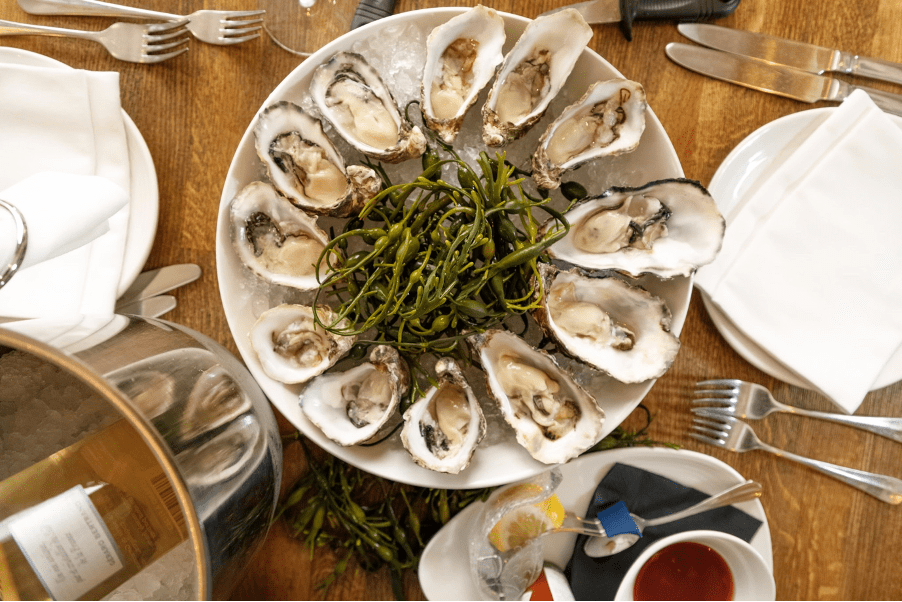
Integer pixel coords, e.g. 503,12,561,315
254,101,381,217
420,5,506,144
470,330,604,464
481,9,592,147
229,181,332,290
249,304,356,384
400,358,486,474
535,264,680,383
532,79,647,190
542,178,725,279
311,51,427,163
301,345,409,446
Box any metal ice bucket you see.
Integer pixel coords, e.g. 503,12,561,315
0,316,282,600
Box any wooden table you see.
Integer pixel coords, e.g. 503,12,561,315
4,0,902,599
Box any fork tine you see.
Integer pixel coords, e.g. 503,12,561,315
147,28,191,44
216,32,261,44
692,406,735,417
692,415,731,430
691,388,736,399
223,18,265,28
689,432,723,446
222,9,267,18
146,19,190,34
696,379,742,388
142,45,190,63
146,37,190,53
222,24,264,37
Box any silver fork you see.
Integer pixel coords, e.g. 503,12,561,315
690,413,902,504
17,0,264,45
694,379,902,443
0,18,189,63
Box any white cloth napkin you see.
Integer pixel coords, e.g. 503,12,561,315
695,90,902,413
0,63,131,319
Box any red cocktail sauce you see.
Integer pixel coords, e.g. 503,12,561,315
633,541,734,601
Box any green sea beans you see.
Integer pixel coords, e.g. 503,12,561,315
311,147,571,356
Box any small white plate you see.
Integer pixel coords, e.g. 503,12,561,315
216,8,689,489
0,47,159,296
418,447,773,600
704,108,902,391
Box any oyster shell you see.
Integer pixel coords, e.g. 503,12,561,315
481,9,592,147
420,5,506,144
542,178,726,279
254,101,382,217
470,330,604,464
535,264,680,383
532,79,647,190
229,181,332,290
249,304,356,384
311,51,427,163
400,358,486,474
301,345,409,446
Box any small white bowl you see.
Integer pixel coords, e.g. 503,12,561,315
614,530,776,601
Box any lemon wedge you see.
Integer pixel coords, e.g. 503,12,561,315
488,494,566,552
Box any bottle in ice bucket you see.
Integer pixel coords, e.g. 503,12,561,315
0,419,188,600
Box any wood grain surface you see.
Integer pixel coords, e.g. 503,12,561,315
4,0,902,599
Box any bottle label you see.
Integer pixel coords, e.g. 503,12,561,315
8,485,125,601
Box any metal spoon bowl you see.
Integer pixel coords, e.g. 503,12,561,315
583,480,763,557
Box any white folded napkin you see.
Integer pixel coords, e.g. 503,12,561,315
0,62,131,318
695,90,902,413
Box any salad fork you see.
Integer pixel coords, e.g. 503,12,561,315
17,0,265,45
0,18,189,63
690,412,902,504
694,379,902,443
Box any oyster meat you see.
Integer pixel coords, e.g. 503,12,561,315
229,181,332,290
482,8,592,147
420,4,506,144
311,51,427,163
535,264,680,383
249,304,356,384
400,358,486,474
532,79,647,190
542,178,726,278
254,101,381,217
301,345,409,446
470,330,604,464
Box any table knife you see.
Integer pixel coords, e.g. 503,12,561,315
665,42,902,117
678,23,902,86
115,263,201,310
115,294,177,319
350,0,396,30
540,0,741,41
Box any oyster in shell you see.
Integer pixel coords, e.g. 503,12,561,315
311,51,427,163
249,304,356,384
535,264,680,383
420,4,506,144
532,79,647,190
400,358,486,474
542,178,725,279
301,345,409,446
229,181,332,290
482,9,592,147
470,330,604,464
254,101,381,217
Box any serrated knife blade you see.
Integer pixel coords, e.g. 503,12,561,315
665,42,902,117
678,23,902,86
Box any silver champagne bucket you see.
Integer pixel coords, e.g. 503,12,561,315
0,315,282,600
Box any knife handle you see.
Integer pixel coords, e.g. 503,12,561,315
620,0,741,40
350,0,396,30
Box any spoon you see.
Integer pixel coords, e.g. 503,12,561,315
583,480,763,557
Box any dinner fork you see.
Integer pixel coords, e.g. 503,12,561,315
0,18,189,63
690,412,902,504
17,0,264,45
694,379,902,443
